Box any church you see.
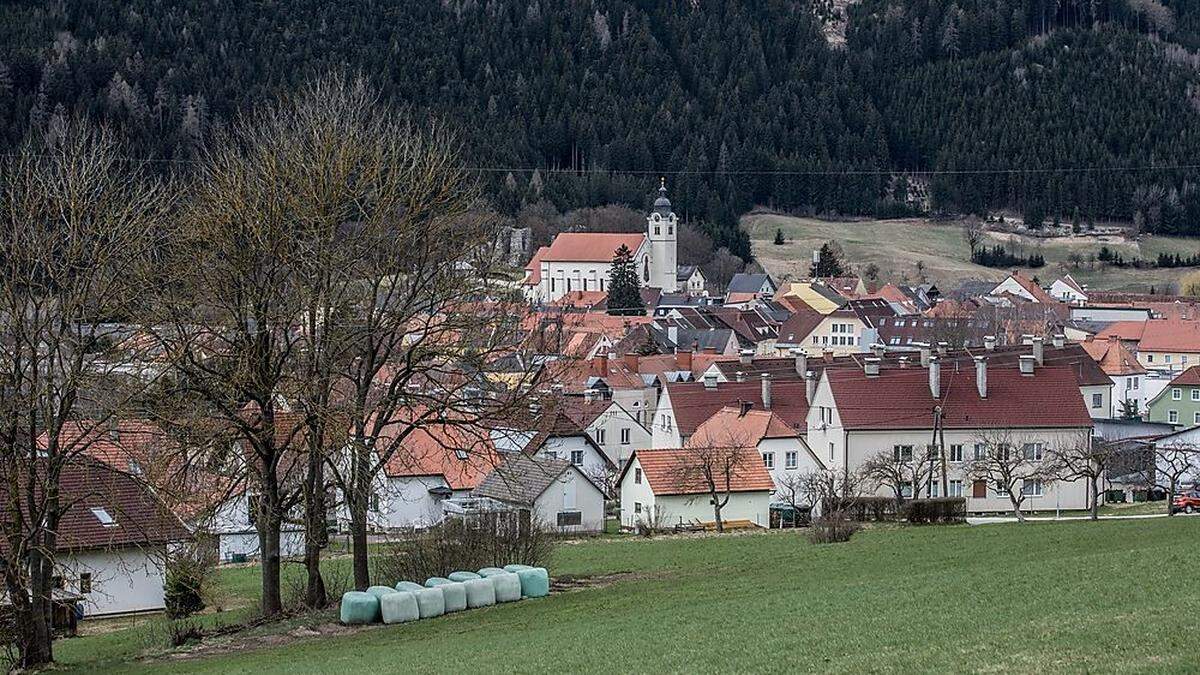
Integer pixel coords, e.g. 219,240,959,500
523,181,692,304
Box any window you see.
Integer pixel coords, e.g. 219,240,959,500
828,443,834,461
762,452,775,469
900,481,913,498
1192,389,1200,401
1194,411,1200,424
893,445,913,462
948,480,964,497
620,428,630,445
634,502,642,514
785,451,798,469
949,444,964,462
995,444,1012,461
570,450,584,466
370,493,380,512
1147,354,1154,363
1133,377,1139,389
928,480,941,498
812,336,819,345
1169,410,1179,424
973,443,987,460
595,429,606,444
1173,388,1182,400
654,224,661,235
1022,443,1044,461
1091,393,1103,409
90,507,117,527
1166,355,1174,364
994,482,1009,496
1021,480,1044,497
556,511,583,527
634,468,642,484
79,572,92,594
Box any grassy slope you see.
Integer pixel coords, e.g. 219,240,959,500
64,518,1200,674
747,213,1200,293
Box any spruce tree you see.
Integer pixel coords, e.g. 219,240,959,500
607,244,644,316
773,228,785,245
810,242,847,277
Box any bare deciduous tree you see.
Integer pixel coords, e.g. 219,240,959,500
1055,435,1117,520
1149,440,1200,516
965,430,1061,521
676,430,754,532
962,219,984,255
0,122,164,668
859,445,936,504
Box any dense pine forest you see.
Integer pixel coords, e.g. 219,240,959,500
3,0,1200,258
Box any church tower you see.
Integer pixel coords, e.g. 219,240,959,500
647,178,678,292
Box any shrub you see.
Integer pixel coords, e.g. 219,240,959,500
377,510,555,584
831,496,899,522
166,619,204,647
902,498,967,524
807,511,861,544
164,556,208,619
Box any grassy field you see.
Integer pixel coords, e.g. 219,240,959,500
746,213,1200,293
57,517,1200,673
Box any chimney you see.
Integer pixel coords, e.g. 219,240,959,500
898,356,909,369
822,349,834,363
623,352,639,372
739,400,753,416
1019,354,1035,375
984,335,997,352
761,373,772,410
703,373,718,390
1021,334,1034,346
676,349,693,372
791,348,808,377
1052,334,1065,349
974,356,987,399
918,343,931,368
583,388,597,403
1106,334,1119,345
864,357,881,377
592,353,608,376
928,356,941,399
804,371,816,404
1086,334,1095,343
936,341,948,355
529,398,542,415
1032,337,1044,366
739,349,754,365
735,371,746,383
871,343,885,358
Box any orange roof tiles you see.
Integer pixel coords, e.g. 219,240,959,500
1079,336,1146,376
377,421,501,490
1133,319,1200,353
543,233,646,263
1166,366,1200,387
690,407,799,447
627,447,775,496
524,246,550,285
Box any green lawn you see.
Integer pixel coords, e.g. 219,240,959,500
61,518,1200,673
747,213,1200,293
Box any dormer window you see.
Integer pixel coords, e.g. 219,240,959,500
90,507,118,528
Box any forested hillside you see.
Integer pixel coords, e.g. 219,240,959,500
2,0,1200,256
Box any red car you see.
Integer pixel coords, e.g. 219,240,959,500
1172,490,1200,514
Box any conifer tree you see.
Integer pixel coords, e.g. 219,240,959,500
607,244,644,316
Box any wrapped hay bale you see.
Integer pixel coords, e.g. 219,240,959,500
489,572,522,603
395,581,425,592
366,585,399,601
412,587,446,618
380,591,420,624
339,591,381,624
425,577,467,612
503,564,532,573
514,567,550,599
447,571,481,582
477,567,507,577
463,577,496,608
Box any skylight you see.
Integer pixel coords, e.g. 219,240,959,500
90,507,118,527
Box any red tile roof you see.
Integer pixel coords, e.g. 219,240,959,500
1003,271,1059,305
777,308,825,344
625,447,775,496
663,380,810,438
690,406,798,447
826,365,1093,430
1166,366,1200,387
1079,337,1146,376
1133,319,1200,353
1095,321,1147,343
377,421,501,490
543,233,646,263
0,458,190,554
524,246,550,285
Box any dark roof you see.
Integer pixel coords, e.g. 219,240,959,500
827,365,1093,430
676,265,698,281
663,380,810,437
0,459,190,554
474,454,585,504
727,273,776,294
777,309,825,345
1166,366,1200,387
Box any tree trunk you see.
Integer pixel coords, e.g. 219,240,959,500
349,488,370,590
1009,495,1026,522
302,447,327,608
259,513,283,615
1167,481,1176,517
14,549,55,669
1089,474,1100,521
711,495,724,533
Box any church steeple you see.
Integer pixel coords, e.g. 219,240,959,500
646,178,678,292
653,176,673,217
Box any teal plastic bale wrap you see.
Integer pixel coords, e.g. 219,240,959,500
380,591,420,624
447,571,481,582
339,591,381,624
515,567,550,598
503,564,533,573
395,581,425,592
366,585,398,601
425,577,467,612
412,587,446,618
489,572,522,603
463,577,496,608
477,567,507,577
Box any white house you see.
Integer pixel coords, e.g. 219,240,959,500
1080,335,1149,418
806,356,1096,512
36,460,190,617
523,182,679,303
473,454,607,533
209,491,305,564
989,270,1058,304
559,396,652,466
677,265,707,294
689,405,825,492
617,447,774,529
1050,275,1088,304
519,410,618,486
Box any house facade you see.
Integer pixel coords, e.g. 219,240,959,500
1146,366,1200,427
474,454,607,533
617,448,773,529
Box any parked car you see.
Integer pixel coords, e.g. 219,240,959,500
1171,490,1200,514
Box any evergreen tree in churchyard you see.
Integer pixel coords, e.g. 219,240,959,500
607,244,644,316
810,242,847,278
